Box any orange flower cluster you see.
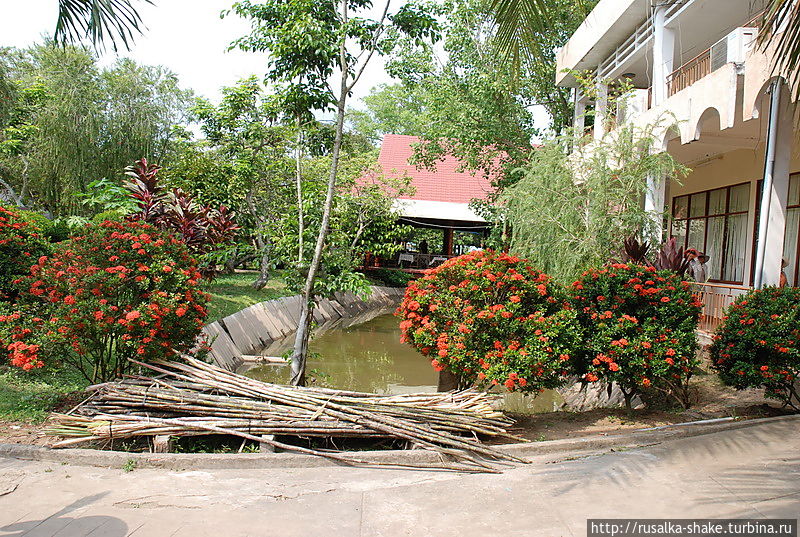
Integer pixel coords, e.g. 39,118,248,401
570,263,701,403
396,250,580,393
0,220,209,382
711,286,800,407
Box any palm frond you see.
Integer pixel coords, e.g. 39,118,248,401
757,0,800,102
490,0,550,63
54,0,153,52
489,0,595,73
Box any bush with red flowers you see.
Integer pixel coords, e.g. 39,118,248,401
396,250,580,393
570,263,701,408
0,220,209,381
0,205,50,302
710,287,800,410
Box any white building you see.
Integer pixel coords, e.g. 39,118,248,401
557,0,799,297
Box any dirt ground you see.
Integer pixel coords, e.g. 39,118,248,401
508,370,793,443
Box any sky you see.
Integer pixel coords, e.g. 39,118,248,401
0,0,549,134
0,0,390,107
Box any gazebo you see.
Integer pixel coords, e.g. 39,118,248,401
373,134,495,270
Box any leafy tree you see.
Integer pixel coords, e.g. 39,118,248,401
228,0,438,385
347,83,429,144
189,77,295,287
383,0,538,184
502,124,688,283
0,45,192,216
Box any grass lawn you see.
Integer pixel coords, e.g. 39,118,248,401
0,366,87,422
207,271,291,322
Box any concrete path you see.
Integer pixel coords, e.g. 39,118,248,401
0,419,798,537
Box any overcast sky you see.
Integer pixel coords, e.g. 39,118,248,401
0,1,548,134
0,0,390,107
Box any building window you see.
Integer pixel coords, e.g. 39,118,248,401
671,183,750,284
783,174,800,287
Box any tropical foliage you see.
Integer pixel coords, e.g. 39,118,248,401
711,287,800,410
397,250,580,393
0,45,192,216
503,124,688,283
1,220,208,382
570,263,702,408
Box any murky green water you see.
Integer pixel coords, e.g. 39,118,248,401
242,312,563,412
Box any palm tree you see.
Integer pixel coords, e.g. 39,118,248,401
489,0,592,65
54,0,152,52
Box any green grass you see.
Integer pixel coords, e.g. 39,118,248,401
207,271,291,322
0,366,88,422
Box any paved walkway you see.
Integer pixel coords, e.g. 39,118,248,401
0,419,798,537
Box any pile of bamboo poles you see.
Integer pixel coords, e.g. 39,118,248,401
48,357,527,473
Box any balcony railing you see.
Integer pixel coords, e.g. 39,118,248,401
692,282,752,334
662,12,762,99
666,48,711,97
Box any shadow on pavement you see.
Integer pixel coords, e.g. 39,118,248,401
0,492,128,536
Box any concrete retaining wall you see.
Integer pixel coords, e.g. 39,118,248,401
202,286,406,371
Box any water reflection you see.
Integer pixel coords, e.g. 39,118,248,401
242,313,563,412
244,313,439,394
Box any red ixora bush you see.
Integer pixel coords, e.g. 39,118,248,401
396,250,580,393
570,263,702,408
710,287,800,410
0,220,209,381
0,205,49,302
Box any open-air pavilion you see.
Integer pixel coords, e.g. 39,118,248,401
368,134,495,272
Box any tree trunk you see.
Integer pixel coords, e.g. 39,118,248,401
251,249,271,290
437,370,460,392
295,114,305,265
290,0,350,387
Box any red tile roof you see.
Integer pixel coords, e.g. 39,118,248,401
376,134,495,204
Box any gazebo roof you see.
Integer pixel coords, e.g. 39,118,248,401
375,134,496,223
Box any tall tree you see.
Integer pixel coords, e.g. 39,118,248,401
0,45,192,215
189,77,295,289
229,0,438,385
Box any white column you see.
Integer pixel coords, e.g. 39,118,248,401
645,173,668,242
573,88,586,133
594,77,608,140
652,7,676,106
756,84,792,287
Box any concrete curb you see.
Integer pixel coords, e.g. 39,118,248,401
2,415,795,471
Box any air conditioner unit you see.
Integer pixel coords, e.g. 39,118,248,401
710,38,728,71
709,27,756,73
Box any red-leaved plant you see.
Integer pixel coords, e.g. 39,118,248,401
125,159,238,272
0,220,209,381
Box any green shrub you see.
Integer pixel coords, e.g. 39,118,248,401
710,287,800,409
397,250,580,393
1,220,210,381
0,205,50,301
570,263,702,408
369,269,415,288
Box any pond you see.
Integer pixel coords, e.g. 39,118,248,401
242,312,563,414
